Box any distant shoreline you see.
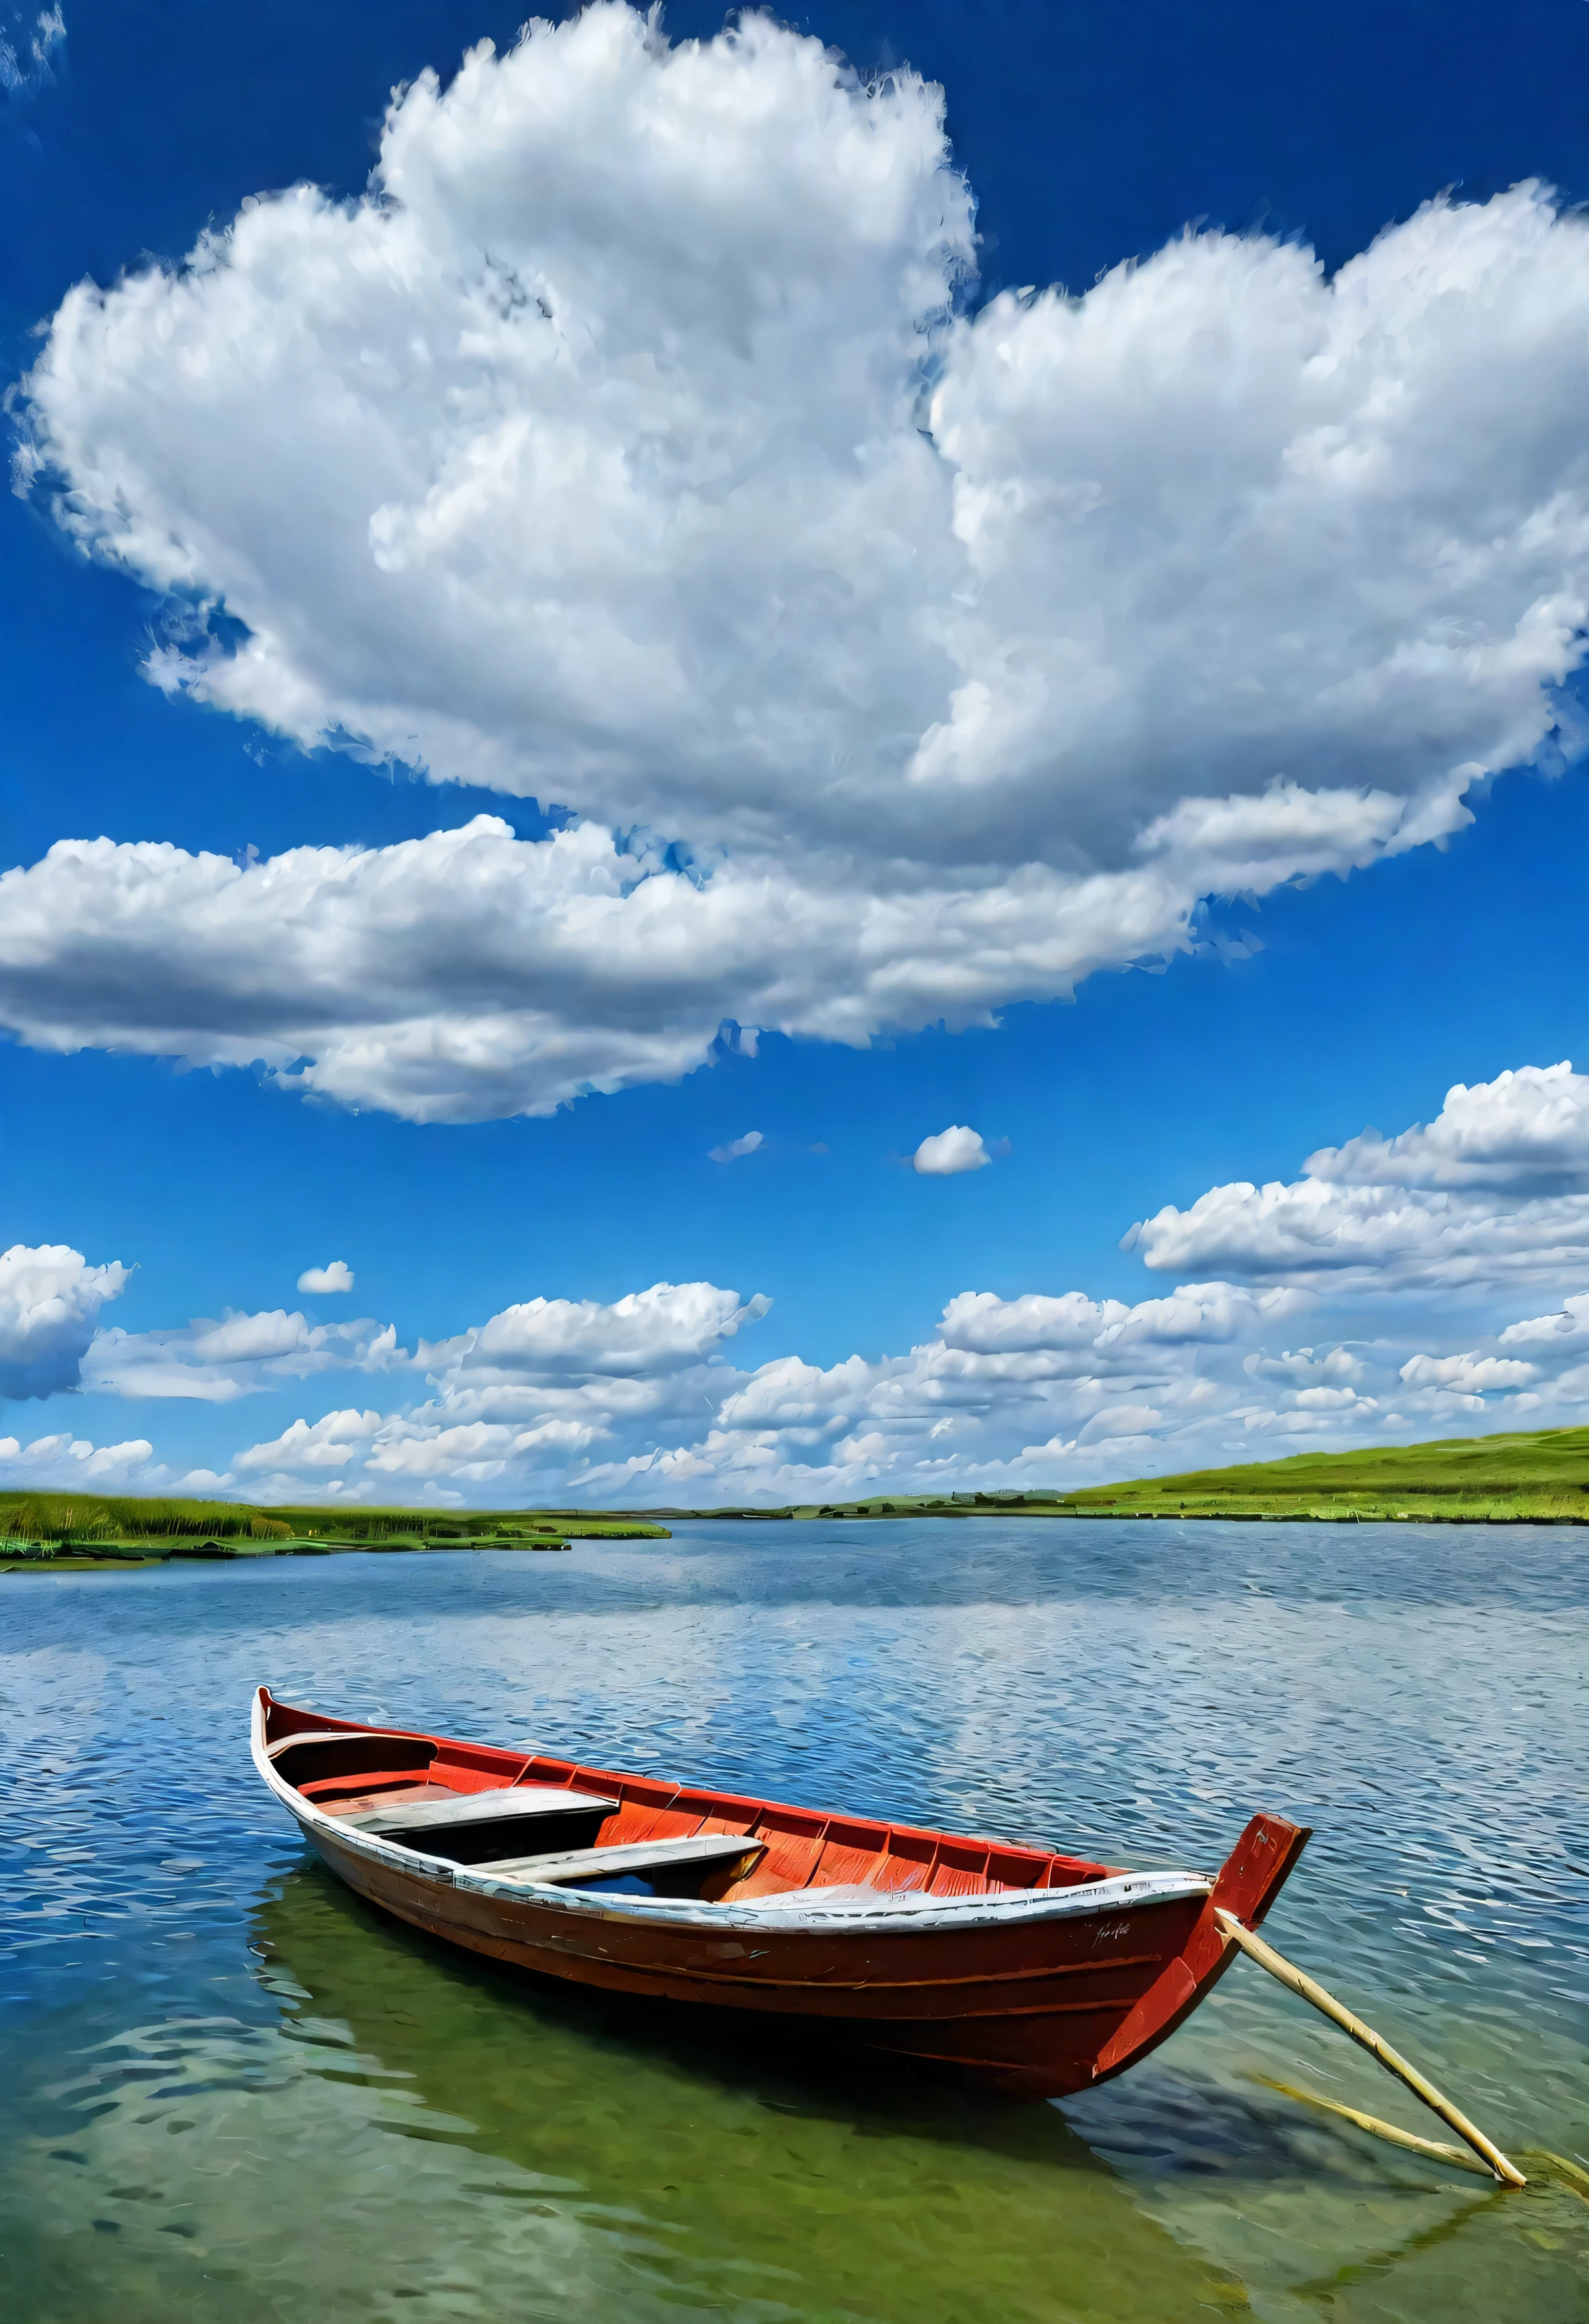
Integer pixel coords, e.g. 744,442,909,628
658,1503,1588,1526
6,1505,1584,1573
2,1423,1584,1569
0,1517,670,1575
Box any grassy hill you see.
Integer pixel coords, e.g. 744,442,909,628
1021,1425,1589,1524
662,1426,1586,1524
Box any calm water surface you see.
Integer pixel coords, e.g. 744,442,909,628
1,1520,1584,2322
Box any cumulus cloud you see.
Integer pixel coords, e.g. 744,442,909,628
1127,1063,1589,1291
1397,1351,1537,1392
234,1409,381,1474
190,1273,1583,1499
913,1125,990,1175
709,1130,762,1163
364,1414,599,1485
0,1430,160,1488
417,1281,769,1385
8,11,1589,1118
1498,1290,1589,1351
1127,1176,1589,1292
0,821,1206,1121
1244,1344,1367,1388
83,1308,403,1401
0,1243,129,1400
1307,1063,1589,1192
938,1282,1302,1355
225,1266,1327,1501
233,1281,774,1491
298,1261,354,1294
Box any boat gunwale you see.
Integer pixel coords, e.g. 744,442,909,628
250,1689,1214,1937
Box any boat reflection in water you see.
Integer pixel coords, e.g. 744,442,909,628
243,1854,1238,2324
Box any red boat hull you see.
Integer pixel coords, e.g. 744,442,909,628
252,1687,1309,2100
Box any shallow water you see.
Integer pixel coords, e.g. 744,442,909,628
0,1520,1584,2322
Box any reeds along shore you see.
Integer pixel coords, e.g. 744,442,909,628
0,1494,668,1569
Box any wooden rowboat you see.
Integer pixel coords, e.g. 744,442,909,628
252,1685,1310,2101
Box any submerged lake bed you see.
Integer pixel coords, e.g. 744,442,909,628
1,1519,1584,2322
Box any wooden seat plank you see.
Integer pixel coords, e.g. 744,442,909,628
303,1773,441,1803
321,1783,462,1817
480,1833,766,1885
344,1786,617,1836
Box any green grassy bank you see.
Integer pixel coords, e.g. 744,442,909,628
0,1493,669,1571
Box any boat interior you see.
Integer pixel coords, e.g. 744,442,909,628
268,1724,1117,1907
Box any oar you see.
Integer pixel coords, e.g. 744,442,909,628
1214,1906,1526,2187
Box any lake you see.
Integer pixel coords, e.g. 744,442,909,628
1,1519,1584,2322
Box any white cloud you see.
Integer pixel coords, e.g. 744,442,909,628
298,1261,354,1294
709,1130,762,1163
0,820,1208,1122
417,1281,769,1385
1245,1344,1367,1388
234,1409,382,1473
84,1308,403,1402
364,1414,599,1483
937,1289,1129,1352
574,1277,1327,1499
1126,1063,1589,1291
1127,1176,1589,1291
8,11,1589,1119
1398,1351,1537,1392
1498,1290,1589,1350
937,1282,1302,1357
1307,1063,1589,1192
1288,1384,1374,1412
0,1430,160,1488
913,1125,990,1175
231,1281,774,1489
0,1244,130,1400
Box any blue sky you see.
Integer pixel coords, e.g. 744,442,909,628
1,0,1586,1504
